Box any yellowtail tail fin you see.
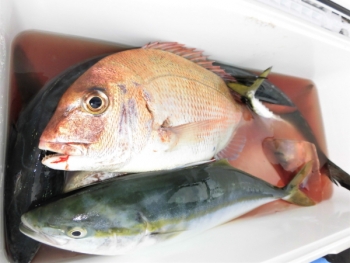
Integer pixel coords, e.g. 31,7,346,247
283,161,316,206
227,67,271,96
227,67,282,120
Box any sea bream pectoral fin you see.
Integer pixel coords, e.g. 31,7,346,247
215,131,246,161
157,120,228,151
227,67,282,121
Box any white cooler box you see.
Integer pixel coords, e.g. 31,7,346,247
0,0,350,262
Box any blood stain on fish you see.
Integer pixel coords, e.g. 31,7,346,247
51,155,69,164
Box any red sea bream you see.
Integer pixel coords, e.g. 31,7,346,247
39,43,248,172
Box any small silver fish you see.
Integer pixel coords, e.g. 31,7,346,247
64,170,126,192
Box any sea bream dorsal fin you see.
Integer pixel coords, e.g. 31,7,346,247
142,42,236,82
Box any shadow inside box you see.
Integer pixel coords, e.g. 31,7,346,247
325,247,350,263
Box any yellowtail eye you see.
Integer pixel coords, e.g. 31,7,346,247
83,90,109,115
67,227,88,239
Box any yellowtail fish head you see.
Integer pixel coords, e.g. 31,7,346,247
20,195,148,255
39,54,153,171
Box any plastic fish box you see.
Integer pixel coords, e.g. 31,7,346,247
0,0,350,262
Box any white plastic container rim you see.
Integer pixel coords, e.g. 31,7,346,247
0,0,350,262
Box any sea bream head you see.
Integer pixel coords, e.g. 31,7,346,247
20,192,150,255
39,52,154,171
39,42,245,172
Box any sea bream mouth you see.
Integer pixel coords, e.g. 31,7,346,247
39,141,87,156
39,141,89,170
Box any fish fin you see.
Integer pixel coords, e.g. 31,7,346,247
162,120,219,145
283,161,316,206
156,120,213,151
227,67,272,96
262,138,319,172
147,230,184,242
158,120,230,154
215,132,246,161
262,138,322,187
227,67,282,120
212,158,234,167
142,42,235,81
325,159,350,190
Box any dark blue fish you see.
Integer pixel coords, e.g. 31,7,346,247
4,55,106,263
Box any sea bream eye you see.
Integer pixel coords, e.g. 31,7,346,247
82,89,109,115
89,97,102,109
67,227,88,239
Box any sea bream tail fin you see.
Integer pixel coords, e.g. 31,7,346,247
283,161,316,206
227,67,282,121
326,159,350,191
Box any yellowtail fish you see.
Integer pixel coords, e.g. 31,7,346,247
20,160,314,255
39,42,251,172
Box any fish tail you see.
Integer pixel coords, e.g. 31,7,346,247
325,159,350,191
227,67,271,97
283,161,316,206
227,67,281,120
